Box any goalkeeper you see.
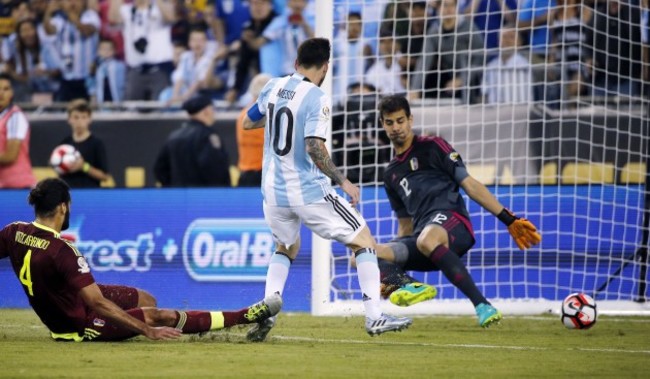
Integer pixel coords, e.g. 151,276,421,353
374,95,541,327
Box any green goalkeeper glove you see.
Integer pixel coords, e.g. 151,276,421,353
497,208,542,250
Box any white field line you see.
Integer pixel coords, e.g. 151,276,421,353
422,315,650,323
264,335,650,355
2,321,650,355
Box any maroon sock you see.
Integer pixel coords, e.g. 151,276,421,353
222,308,250,327
429,245,487,306
175,311,212,333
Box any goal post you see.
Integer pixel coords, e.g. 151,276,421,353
312,0,650,316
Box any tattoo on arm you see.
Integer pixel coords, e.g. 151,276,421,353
306,138,346,185
244,116,266,130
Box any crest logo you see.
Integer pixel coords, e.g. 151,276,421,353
209,134,222,149
77,256,90,274
449,152,460,162
409,157,419,171
320,106,330,121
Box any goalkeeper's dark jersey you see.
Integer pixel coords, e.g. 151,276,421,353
0,221,95,336
383,135,471,234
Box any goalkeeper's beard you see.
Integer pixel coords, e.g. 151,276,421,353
389,133,408,149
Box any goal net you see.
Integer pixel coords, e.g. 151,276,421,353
312,0,650,316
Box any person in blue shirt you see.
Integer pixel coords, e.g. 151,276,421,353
93,38,126,104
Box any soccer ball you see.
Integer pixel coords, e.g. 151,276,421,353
561,293,597,330
49,144,81,174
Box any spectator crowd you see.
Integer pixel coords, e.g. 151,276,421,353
0,0,644,107
333,0,647,107
0,0,647,189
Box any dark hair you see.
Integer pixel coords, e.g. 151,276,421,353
15,19,41,75
378,95,411,119
0,72,12,83
189,25,208,35
347,82,377,93
99,37,115,46
297,38,330,69
348,11,362,20
67,98,92,116
28,178,71,218
412,1,427,10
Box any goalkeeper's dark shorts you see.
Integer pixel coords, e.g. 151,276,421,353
393,210,476,261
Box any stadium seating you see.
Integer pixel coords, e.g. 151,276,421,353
32,167,57,181
465,164,496,185
229,166,240,187
540,162,558,184
125,167,146,188
620,162,646,184
561,162,615,184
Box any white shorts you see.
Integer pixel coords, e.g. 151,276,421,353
263,191,366,247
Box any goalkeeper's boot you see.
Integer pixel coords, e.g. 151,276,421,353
365,313,412,336
475,303,502,328
389,282,437,307
244,292,282,324
246,316,276,342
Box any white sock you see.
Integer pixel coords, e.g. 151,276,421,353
265,252,291,297
355,248,382,320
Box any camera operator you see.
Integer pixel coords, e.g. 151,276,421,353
108,0,175,101
43,0,100,102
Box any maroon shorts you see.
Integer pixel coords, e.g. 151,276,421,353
83,284,143,342
409,210,475,256
98,284,139,309
426,210,475,255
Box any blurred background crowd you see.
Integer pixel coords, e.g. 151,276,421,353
0,0,645,108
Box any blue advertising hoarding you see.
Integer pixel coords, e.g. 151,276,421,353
1,185,646,311
0,188,313,311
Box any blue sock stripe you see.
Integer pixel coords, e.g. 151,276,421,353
270,252,292,268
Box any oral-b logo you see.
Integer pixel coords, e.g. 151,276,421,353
182,219,274,281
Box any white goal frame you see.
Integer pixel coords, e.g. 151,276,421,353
310,0,650,317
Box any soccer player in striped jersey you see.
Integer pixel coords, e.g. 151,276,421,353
244,37,411,340
0,178,282,342
376,95,541,327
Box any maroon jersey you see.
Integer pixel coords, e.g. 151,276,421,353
0,221,95,337
383,135,472,235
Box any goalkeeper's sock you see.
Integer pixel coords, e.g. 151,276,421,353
403,245,439,272
264,252,292,297
355,248,383,320
378,259,416,287
429,245,487,306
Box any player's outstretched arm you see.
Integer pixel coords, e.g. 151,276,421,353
79,283,181,341
460,176,541,250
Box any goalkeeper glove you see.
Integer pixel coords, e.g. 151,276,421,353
497,208,541,250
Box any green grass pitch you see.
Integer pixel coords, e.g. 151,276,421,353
1,309,649,378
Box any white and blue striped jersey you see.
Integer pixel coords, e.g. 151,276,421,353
254,73,332,207
49,10,100,80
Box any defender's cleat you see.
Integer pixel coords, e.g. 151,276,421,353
476,303,502,328
389,282,437,307
246,317,275,342
365,313,412,336
244,292,282,324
